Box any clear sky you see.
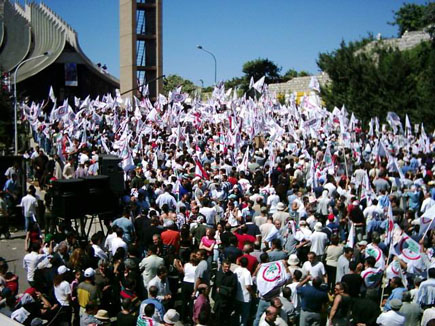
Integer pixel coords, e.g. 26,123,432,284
35,0,427,87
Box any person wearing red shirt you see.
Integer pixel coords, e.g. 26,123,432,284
233,225,256,250
237,243,258,275
161,222,181,253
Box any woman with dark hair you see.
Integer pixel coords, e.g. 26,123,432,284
174,252,198,323
53,265,72,326
329,282,351,326
199,228,216,266
179,224,192,263
24,222,42,252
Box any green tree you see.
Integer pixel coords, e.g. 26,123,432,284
162,74,198,96
318,37,435,129
242,58,281,84
390,3,426,36
423,2,435,42
298,70,310,77
281,68,298,81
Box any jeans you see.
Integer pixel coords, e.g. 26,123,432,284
300,310,321,326
24,215,35,231
253,298,270,326
235,301,251,326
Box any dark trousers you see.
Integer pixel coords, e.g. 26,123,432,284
325,264,337,290
180,281,194,322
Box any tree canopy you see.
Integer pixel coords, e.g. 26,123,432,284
318,38,435,128
162,74,198,96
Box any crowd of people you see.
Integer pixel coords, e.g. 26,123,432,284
0,80,435,326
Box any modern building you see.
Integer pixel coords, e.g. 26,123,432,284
0,0,119,102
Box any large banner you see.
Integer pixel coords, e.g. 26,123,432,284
65,63,78,87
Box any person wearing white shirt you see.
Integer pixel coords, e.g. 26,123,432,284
148,266,171,304
62,158,75,180
421,306,435,326
111,229,127,257
91,233,108,261
336,247,353,282
417,268,435,307
302,252,327,283
421,192,435,215
308,223,328,258
104,227,117,253
199,203,217,226
363,200,384,221
20,190,38,231
234,257,254,326
23,242,49,286
376,299,405,326
155,186,177,211
267,188,280,215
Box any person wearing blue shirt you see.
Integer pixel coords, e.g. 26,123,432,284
384,276,407,311
139,285,166,323
297,276,329,326
404,185,421,213
112,208,135,244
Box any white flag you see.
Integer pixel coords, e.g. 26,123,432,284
237,146,250,172
405,114,412,137
249,76,254,89
253,76,265,93
256,261,289,297
346,222,355,248
49,86,56,103
309,76,320,92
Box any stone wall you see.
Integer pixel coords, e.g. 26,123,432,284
268,73,330,95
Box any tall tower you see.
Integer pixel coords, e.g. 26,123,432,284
120,0,162,101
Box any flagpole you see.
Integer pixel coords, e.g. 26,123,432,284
421,217,435,240
343,150,349,179
378,238,395,308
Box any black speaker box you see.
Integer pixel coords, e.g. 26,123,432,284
52,179,85,219
98,155,125,195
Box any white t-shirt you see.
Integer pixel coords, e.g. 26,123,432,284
20,194,38,218
375,310,405,326
267,195,280,214
287,282,300,309
54,280,71,306
111,237,127,256
199,207,217,225
104,232,117,252
183,263,197,283
23,252,47,282
234,266,253,303
309,232,328,256
302,261,326,279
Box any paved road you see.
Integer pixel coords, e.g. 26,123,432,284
0,230,29,293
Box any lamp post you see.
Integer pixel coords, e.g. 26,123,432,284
196,45,217,85
13,51,50,155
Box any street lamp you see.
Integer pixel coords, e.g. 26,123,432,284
196,45,217,85
13,51,51,155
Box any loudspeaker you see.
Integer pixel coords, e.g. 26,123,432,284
82,176,112,215
98,155,125,195
52,179,85,219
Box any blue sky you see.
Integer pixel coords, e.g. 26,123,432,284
36,0,426,86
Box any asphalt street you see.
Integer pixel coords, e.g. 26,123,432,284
0,230,29,292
